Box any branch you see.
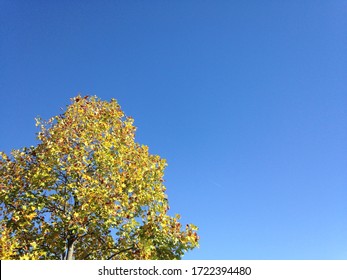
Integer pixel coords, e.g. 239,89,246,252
107,246,135,260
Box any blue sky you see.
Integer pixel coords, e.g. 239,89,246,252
1,1,346,259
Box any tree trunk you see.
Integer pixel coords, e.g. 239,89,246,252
66,239,75,260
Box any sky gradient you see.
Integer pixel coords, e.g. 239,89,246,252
1,1,346,259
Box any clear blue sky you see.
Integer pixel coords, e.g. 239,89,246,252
1,1,346,259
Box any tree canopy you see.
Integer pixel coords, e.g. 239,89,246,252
0,95,198,260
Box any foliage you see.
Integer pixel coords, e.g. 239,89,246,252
0,95,198,260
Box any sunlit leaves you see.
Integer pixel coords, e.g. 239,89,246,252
0,95,198,260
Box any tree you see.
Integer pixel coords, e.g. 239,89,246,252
0,95,198,260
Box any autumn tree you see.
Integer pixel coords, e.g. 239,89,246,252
0,95,198,260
